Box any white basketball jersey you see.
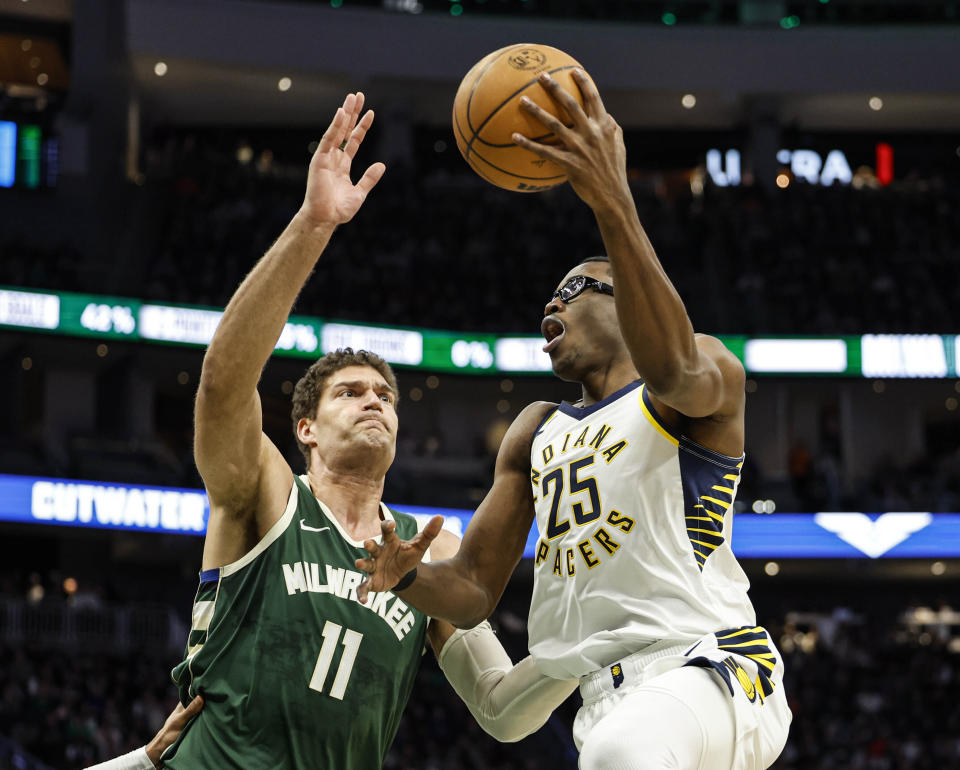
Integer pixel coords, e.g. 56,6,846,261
527,381,757,679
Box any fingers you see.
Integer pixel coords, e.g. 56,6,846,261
532,71,588,129
356,576,371,604
511,131,566,165
342,109,375,161
421,515,444,542
355,161,386,197
571,68,606,119
318,93,358,154
180,695,204,722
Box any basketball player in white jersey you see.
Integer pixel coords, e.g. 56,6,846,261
356,71,791,768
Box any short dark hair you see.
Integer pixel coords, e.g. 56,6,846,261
574,255,610,270
290,348,399,469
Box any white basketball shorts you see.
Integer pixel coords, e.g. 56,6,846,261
573,627,792,770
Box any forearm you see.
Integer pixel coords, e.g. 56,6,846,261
201,211,335,395
438,623,577,742
594,196,699,389
397,557,497,628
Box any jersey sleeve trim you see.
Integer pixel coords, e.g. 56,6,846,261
219,477,298,578
199,567,220,583
639,383,681,447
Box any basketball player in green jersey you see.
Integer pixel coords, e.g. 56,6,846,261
158,93,576,769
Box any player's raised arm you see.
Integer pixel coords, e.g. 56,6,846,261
195,93,385,565
356,401,551,627
513,71,742,420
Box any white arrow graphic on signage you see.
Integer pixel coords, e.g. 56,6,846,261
813,513,932,558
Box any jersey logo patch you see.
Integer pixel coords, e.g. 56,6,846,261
610,663,624,689
300,519,330,533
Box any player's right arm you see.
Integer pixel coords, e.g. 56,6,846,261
356,401,552,627
195,93,385,568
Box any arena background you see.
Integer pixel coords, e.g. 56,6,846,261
1,0,959,767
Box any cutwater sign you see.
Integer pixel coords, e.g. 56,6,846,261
0,474,209,534
1,474,959,557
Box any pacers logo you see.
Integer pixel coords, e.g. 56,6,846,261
610,663,624,689
507,49,547,70
722,657,757,702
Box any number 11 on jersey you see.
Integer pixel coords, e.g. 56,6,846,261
309,620,363,700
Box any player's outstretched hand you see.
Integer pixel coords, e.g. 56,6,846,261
355,515,444,603
145,695,204,767
300,91,386,229
511,70,628,212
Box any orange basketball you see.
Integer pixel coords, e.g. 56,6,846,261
452,44,593,193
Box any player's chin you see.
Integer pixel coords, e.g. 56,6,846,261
550,350,581,382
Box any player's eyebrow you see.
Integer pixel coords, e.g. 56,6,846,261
330,379,397,398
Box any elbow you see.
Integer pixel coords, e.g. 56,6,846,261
482,722,535,744
453,606,494,631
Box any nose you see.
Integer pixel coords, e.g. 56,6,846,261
361,389,383,411
544,294,564,317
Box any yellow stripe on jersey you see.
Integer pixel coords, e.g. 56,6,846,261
638,385,679,447
690,538,721,550
701,496,731,510
716,626,765,639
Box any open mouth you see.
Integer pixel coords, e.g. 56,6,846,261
541,316,566,354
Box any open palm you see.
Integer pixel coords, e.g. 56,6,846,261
301,92,385,227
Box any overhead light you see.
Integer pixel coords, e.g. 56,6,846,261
154,61,168,77
278,77,292,92
36,73,48,86
776,173,790,188
764,561,780,576
681,93,696,109
869,96,883,111
21,39,32,51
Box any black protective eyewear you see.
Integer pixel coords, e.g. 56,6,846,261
551,275,615,303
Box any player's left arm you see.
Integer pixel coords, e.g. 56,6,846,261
425,532,578,743
514,70,744,421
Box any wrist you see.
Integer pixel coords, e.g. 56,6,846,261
291,208,338,240
392,568,418,592
144,741,162,768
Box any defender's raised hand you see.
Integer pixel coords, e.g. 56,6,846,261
355,515,444,603
300,92,386,228
512,70,629,211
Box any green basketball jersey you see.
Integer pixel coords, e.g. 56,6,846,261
162,475,430,769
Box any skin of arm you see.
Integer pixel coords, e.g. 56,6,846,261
357,401,554,627
513,72,745,433
423,526,577,743
194,93,385,569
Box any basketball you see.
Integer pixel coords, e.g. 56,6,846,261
452,44,593,193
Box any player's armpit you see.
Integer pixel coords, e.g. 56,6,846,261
437,621,577,742
198,433,294,570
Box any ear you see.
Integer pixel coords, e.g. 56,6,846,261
297,417,317,450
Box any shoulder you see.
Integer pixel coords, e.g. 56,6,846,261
511,401,559,442
496,401,558,470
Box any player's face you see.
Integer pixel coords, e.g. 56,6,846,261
541,262,623,381
309,365,399,467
